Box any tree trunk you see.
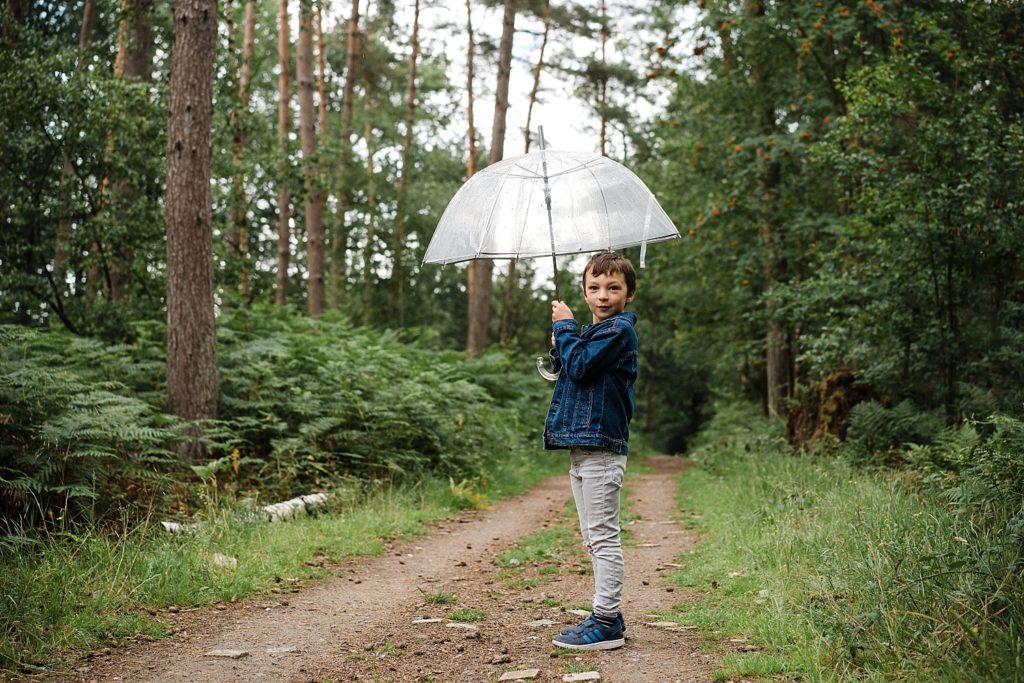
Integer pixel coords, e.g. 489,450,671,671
464,0,476,178
106,0,154,302
500,0,548,345
6,0,22,23
230,0,256,304
467,0,515,358
393,0,419,327
274,0,291,305
54,0,98,289
316,3,328,135
329,0,361,308
361,79,378,322
747,0,791,419
298,0,326,315
165,0,219,461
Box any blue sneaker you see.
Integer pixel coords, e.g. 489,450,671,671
560,613,626,636
552,613,625,650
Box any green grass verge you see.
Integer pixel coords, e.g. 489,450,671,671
664,403,1024,682
0,450,564,677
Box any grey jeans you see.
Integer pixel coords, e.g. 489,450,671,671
569,447,627,619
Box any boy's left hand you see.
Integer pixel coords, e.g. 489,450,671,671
552,300,574,322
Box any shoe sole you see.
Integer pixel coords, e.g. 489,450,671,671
551,636,625,651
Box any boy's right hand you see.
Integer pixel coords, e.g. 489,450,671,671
551,300,574,322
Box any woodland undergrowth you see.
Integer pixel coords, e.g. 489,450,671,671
673,403,1024,682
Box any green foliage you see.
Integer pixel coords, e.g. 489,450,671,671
0,305,553,524
0,13,167,337
0,326,180,527
845,400,946,464
676,403,1024,682
211,305,548,494
447,608,486,622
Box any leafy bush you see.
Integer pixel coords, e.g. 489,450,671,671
1,308,553,525
0,327,181,527
678,402,1024,682
209,306,548,495
845,400,946,464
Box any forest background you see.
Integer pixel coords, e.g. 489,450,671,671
2,0,1024,679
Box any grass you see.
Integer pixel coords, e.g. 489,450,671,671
421,587,458,605
666,403,1024,683
0,450,564,677
447,608,486,622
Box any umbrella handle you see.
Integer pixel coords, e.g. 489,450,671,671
536,356,560,382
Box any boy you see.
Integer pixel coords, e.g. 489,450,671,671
545,251,638,651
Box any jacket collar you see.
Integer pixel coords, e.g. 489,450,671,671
582,311,637,334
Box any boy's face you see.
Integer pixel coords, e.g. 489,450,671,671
583,268,634,324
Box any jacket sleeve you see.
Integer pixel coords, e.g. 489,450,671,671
552,318,632,384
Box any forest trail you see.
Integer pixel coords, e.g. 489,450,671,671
74,456,715,682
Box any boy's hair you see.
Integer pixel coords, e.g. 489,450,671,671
582,251,637,298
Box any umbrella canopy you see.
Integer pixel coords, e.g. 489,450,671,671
423,149,678,268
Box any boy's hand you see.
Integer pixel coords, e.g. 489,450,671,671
551,300,574,322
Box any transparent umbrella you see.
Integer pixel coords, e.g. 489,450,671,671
423,130,678,299
423,128,679,379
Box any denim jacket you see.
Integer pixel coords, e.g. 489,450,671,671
543,311,638,454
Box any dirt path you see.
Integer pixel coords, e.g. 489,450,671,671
75,456,715,682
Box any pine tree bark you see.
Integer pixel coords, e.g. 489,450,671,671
54,0,98,291
165,0,219,461
361,78,378,322
393,0,420,327
467,0,515,358
106,0,154,301
316,3,328,135
229,0,256,304
500,0,548,345
298,0,326,315
464,0,476,178
275,0,291,305
747,0,792,418
329,0,361,309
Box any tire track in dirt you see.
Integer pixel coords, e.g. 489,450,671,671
73,456,715,682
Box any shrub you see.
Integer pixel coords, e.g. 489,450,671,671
845,400,945,464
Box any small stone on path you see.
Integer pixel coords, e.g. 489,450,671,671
446,622,478,630
499,669,541,681
636,543,661,548
562,672,601,682
568,609,590,617
528,619,558,627
266,645,299,654
412,618,443,624
204,649,249,659
645,621,679,628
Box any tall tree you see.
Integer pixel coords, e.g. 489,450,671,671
463,0,476,179
316,2,328,134
467,0,515,357
298,0,326,315
500,0,550,345
104,0,155,302
329,0,361,308
274,0,291,305
746,0,791,418
229,0,256,304
54,0,98,289
360,73,378,321
392,0,420,327
165,0,219,460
